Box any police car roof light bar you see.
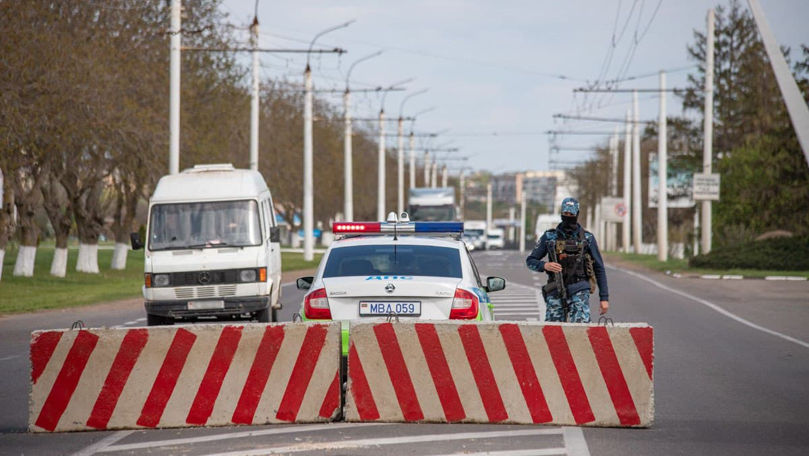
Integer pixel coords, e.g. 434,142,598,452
332,221,463,234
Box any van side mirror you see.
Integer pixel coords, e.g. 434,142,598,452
296,276,314,290
270,226,281,243
485,276,506,292
130,232,143,250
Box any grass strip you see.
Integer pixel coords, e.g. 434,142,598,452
0,246,322,314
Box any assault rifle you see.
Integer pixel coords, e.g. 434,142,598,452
546,240,569,321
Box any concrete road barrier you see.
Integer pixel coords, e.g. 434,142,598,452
345,321,653,427
30,322,341,432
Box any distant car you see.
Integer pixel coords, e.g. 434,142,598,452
486,228,505,249
296,216,506,356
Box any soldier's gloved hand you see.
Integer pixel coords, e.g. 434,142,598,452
600,300,609,314
543,262,562,273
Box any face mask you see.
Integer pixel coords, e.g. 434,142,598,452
561,215,578,231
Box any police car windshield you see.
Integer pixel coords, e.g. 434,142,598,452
149,200,262,251
323,244,462,278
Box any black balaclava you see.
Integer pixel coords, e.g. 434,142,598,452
561,215,578,233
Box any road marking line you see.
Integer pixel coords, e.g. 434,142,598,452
135,318,146,322
199,428,564,456
71,430,134,456
429,449,566,456
613,266,809,350
563,426,591,456
0,355,20,362
100,423,388,452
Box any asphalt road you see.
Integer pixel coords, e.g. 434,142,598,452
1,249,808,455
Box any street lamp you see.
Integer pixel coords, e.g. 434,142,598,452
397,88,428,213
343,51,383,221
303,20,353,261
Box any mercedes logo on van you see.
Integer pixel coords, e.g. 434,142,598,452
198,271,211,285
385,283,395,293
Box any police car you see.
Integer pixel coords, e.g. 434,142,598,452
296,213,506,355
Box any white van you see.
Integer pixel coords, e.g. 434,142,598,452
131,164,282,325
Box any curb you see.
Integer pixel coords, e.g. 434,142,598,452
665,271,807,281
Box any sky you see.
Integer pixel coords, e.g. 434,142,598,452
218,0,809,175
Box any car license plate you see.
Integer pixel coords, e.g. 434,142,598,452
359,301,421,316
188,300,224,310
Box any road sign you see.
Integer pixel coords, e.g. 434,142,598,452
692,173,720,201
600,197,625,222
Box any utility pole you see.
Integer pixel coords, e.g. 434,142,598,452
249,17,259,171
609,130,619,251
377,108,386,220
398,89,428,214
632,90,642,254
423,151,430,186
441,165,447,187
303,20,352,261
169,0,181,174
702,9,715,254
431,161,438,188
486,182,493,235
657,70,669,261
343,51,382,222
519,190,526,253
623,110,631,253
508,207,516,244
459,171,466,219
303,65,314,260
408,132,415,190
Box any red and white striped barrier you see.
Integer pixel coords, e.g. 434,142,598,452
345,321,654,427
30,323,341,432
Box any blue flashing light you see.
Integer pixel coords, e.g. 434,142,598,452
414,222,464,233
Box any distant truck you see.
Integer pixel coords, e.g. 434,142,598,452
408,187,457,221
130,164,283,325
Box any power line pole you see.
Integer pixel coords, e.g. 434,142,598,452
408,132,415,190
303,20,352,261
343,51,382,222
423,151,430,186
632,90,642,254
519,190,526,253
702,9,715,254
169,0,181,174
486,182,493,239
431,160,438,188
398,89,427,214
657,70,668,261
378,108,386,220
459,170,466,220
623,110,632,253
249,17,259,171
441,165,448,187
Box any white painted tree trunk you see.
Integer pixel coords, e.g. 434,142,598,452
13,245,36,277
110,243,129,270
76,243,99,273
50,248,69,277
0,249,4,281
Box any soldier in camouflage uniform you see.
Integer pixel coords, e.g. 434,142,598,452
525,197,609,322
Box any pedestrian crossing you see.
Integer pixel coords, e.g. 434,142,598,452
490,281,545,322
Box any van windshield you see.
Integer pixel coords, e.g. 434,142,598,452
149,200,262,251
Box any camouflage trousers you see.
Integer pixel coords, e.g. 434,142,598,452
545,289,591,323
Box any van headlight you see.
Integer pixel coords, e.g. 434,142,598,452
239,269,257,282
153,274,170,287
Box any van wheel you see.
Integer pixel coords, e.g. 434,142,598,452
271,307,278,322
255,307,271,323
147,314,174,326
